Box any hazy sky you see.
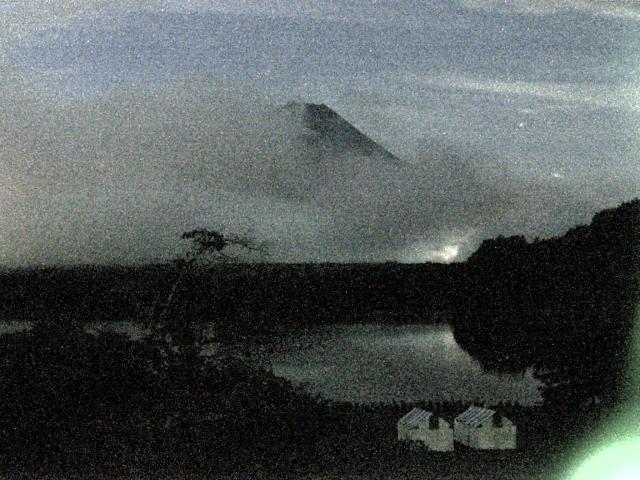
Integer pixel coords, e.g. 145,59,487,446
0,0,638,265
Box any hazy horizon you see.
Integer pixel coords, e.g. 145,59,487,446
1,1,638,267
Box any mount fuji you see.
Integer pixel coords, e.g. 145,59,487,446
282,102,401,164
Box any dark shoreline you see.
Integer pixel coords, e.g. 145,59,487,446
0,199,635,478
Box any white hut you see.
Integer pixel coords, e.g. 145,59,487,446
454,406,516,450
397,408,454,452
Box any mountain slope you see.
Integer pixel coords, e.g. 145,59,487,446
283,102,401,163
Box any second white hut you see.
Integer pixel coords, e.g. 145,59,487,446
453,406,516,450
397,408,454,451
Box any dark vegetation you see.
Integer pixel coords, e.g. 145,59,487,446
0,316,562,478
453,199,640,411
0,199,637,477
0,262,459,336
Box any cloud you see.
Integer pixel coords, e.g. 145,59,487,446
0,72,634,266
1,1,637,266
8,1,637,103
459,0,640,20
1,77,345,263
0,1,130,41
411,73,640,113
0,73,592,266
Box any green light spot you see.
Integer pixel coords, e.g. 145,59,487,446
567,439,640,480
566,301,640,479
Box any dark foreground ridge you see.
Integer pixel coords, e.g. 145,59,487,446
0,262,460,337
0,199,637,478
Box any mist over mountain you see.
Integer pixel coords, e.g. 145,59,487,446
0,80,632,266
283,102,401,164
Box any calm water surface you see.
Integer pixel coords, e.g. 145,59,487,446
1,321,541,405
264,323,542,405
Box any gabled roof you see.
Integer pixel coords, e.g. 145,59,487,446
455,406,496,428
398,408,433,429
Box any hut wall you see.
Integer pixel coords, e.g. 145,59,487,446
488,423,517,449
454,419,516,449
397,423,421,442
453,420,472,446
425,427,454,452
415,419,453,451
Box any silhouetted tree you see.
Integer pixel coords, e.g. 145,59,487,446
148,229,267,367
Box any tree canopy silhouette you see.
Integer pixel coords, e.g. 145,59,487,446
148,228,266,365
452,199,640,411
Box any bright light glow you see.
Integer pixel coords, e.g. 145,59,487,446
399,241,460,263
565,304,640,479
434,244,460,262
567,439,640,480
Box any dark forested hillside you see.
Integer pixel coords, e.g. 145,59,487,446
0,262,461,336
452,199,640,410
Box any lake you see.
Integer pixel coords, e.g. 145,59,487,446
1,321,542,405
262,323,542,405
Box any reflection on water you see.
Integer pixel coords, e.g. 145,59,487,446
0,320,149,339
0,321,32,334
0,321,541,405
85,321,150,340
265,324,542,405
